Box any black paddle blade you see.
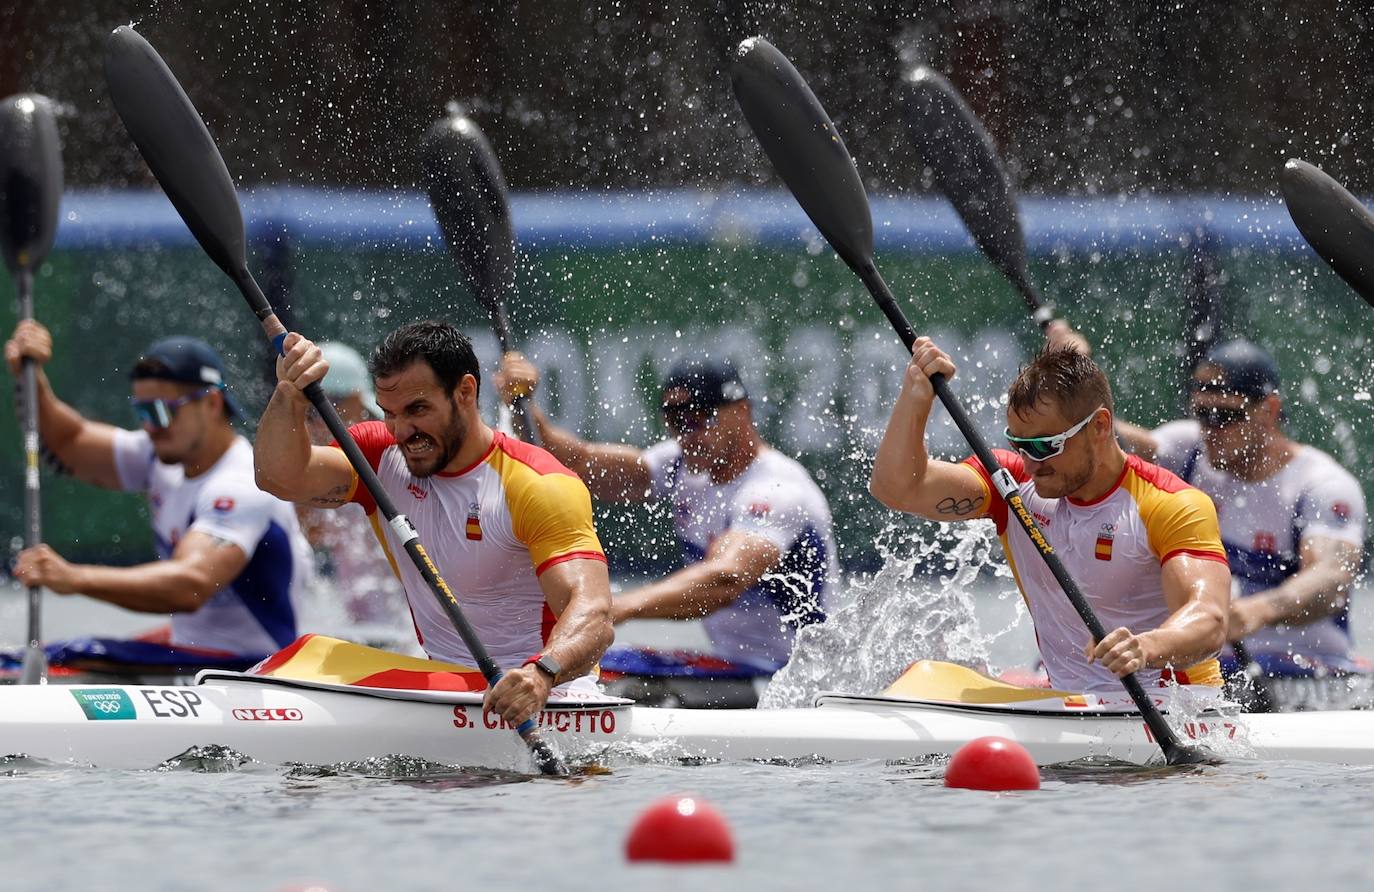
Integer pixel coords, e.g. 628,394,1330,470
1165,743,1224,768
104,26,248,279
901,67,1035,300
731,37,874,274
1280,158,1374,309
418,110,516,319
0,94,63,275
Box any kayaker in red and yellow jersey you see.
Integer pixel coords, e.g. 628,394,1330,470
255,321,613,728
869,338,1232,695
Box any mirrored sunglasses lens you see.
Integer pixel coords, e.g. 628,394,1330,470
1008,437,1058,461
134,400,171,429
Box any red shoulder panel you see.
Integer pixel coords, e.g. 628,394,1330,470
332,420,396,514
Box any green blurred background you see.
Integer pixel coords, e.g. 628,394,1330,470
2,190,1370,575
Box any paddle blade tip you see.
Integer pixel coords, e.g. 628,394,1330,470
1165,744,1224,768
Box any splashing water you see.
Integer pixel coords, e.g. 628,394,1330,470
761,517,1018,709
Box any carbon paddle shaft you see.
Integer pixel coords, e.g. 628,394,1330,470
488,301,540,447
103,25,564,775
16,269,45,684
855,262,1211,766
0,93,63,686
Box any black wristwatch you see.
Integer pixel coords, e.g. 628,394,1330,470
524,653,561,684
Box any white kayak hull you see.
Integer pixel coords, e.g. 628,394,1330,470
5,673,1374,770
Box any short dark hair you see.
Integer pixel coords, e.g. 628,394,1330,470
369,321,480,398
1008,345,1113,419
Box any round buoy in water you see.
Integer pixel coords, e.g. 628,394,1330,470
945,736,1041,791
625,795,734,863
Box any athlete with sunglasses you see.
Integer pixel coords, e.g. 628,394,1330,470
1107,338,1366,680
870,337,1232,695
4,321,312,672
496,352,836,686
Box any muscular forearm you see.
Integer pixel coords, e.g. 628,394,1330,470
542,600,613,683
869,390,934,509
1245,567,1353,629
528,406,591,474
255,384,315,499
68,561,214,614
1140,601,1227,669
614,563,749,622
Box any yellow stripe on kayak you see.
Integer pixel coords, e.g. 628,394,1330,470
883,660,1080,704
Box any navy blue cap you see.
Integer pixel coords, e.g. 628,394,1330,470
132,336,243,418
661,357,749,410
1193,339,1280,400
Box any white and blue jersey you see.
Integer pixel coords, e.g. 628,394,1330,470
112,431,313,656
642,441,838,669
1153,420,1366,663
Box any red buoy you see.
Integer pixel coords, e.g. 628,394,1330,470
945,736,1041,791
625,795,735,863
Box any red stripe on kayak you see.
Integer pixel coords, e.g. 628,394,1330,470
352,667,489,692
250,634,318,676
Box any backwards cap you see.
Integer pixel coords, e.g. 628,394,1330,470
1193,338,1280,400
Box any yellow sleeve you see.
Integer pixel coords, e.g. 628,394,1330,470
1139,486,1228,566
507,469,607,574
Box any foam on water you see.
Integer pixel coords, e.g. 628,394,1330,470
761,517,1019,708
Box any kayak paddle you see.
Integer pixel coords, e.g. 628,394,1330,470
0,93,63,686
418,108,540,445
899,65,1051,329
1280,158,1374,309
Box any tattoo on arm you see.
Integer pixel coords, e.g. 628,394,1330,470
308,484,352,508
936,495,985,517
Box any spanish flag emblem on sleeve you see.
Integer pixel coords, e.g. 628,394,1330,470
465,504,483,541
1095,532,1113,562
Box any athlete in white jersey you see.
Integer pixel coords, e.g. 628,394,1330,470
7,324,311,664
1112,339,1366,671
257,321,613,728
870,338,1231,694
497,354,837,671
111,431,312,654
640,440,838,668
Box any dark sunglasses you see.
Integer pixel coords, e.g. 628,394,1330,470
663,403,719,435
131,387,216,430
1194,405,1251,429
1004,406,1102,462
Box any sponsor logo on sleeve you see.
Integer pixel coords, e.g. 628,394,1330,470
1332,502,1352,525
212,497,235,512
748,501,771,518
70,689,137,721
1253,531,1277,554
